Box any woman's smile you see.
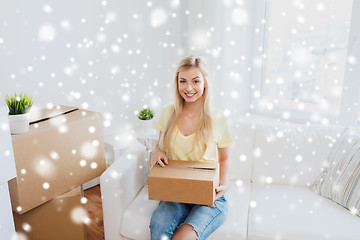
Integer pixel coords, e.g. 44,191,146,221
184,92,196,98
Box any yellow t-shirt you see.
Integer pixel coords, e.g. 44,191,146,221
155,103,233,162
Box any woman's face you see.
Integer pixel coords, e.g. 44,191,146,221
178,67,205,103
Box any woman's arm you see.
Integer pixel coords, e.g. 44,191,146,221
215,147,230,200
151,131,168,169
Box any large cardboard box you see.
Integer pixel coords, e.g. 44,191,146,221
148,160,219,206
13,186,86,240
9,105,106,214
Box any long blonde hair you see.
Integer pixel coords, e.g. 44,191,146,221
158,55,214,160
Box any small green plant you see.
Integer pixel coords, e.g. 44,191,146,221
138,108,154,120
4,93,34,115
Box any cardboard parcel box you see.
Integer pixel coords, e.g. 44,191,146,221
148,160,219,206
13,186,86,240
9,105,106,214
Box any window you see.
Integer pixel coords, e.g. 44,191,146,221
251,0,354,124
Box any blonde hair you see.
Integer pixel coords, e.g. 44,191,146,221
158,55,214,160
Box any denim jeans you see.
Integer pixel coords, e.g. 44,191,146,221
149,196,228,240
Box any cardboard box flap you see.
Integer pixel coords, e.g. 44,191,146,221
150,165,216,180
149,160,218,180
30,105,78,124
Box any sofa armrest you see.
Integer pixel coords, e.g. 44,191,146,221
100,141,147,240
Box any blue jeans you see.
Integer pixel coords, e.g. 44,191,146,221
149,196,228,240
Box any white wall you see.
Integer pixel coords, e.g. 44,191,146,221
0,0,183,138
186,0,253,122
0,0,255,142
2,0,359,135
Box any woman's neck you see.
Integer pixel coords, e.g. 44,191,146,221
183,98,203,116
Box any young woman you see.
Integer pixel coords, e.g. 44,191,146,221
150,56,233,240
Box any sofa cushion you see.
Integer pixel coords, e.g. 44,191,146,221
120,180,251,240
310,127,360,217
252,123,344,186
120,185,158,239
229,120,255,182
248,183,360,240
208,180,251,240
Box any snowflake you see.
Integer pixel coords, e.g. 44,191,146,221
150,8,167,28
38,24,56,42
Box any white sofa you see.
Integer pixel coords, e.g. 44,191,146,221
100,115,360,240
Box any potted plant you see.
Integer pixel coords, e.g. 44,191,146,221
138,107,154,121
138,107,154,129
4,93,34,134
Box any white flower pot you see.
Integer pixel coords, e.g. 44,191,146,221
139,119,154,129
8,113,30,134
138,119,156,135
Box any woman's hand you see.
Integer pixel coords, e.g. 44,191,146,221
213,147,230,202
210,184,229,207
151,145,168,169
215,184,229,200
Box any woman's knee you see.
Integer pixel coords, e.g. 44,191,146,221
150,219,172,240
150,210,171,239
172,224,198,240
150,202,186,240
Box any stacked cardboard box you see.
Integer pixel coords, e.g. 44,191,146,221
13,187,86,240
8,105,106,238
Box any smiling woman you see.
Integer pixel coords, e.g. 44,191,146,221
149,55,233,240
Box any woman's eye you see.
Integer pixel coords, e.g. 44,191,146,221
194,80,199,84
180,80,186,83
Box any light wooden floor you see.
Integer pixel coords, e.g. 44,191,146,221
84,185,105,240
